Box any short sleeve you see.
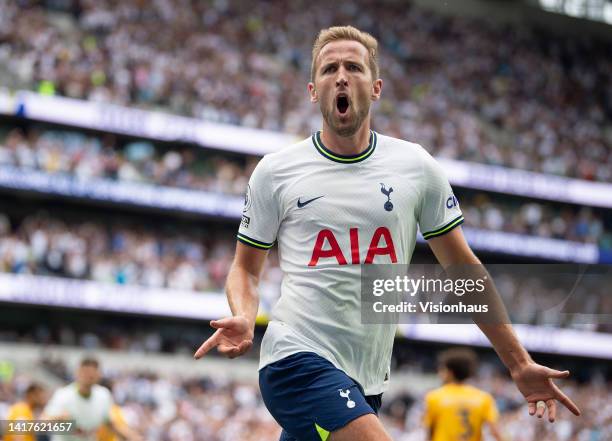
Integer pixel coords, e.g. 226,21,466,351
418,153,464,240
237,156,280,250
483,394,499,423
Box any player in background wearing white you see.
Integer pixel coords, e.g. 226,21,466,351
43,357,141,441
194,26,580,441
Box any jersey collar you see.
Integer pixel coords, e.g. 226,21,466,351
312,130,377,164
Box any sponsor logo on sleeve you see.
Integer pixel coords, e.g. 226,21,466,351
241,215,251,229
446,194,459,209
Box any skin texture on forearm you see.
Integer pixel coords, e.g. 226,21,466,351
225,242,269,327
225,263,261,328
477,324,532,373
487,421,505,441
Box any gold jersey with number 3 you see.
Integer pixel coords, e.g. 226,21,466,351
424,383,499,441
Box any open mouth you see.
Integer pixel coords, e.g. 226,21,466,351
336,95,349,114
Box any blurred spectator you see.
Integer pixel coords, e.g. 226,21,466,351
0,127,610,248
0,210,228,291
0,127,255,196
0,211,609,330
4,382,48,441
461,193,610,246
0,0,610,180
0,354,609,440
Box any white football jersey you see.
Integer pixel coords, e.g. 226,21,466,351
238,131,463,395
44,383,112,441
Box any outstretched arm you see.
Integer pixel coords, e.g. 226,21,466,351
486,421,504,441
427,227,581,422
194,242,268,359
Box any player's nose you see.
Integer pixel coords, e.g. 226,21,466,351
335,64,349,87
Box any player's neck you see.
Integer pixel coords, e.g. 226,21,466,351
320,121,372,157
77,384,92,397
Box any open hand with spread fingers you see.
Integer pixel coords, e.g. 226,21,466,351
193,316,254,360
511,362,581,422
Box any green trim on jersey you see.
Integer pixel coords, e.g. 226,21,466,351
422,215,464,240
237,233,274,249
315,423,330,441
312,130,377,163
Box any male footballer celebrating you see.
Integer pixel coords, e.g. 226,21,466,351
194,26,580,441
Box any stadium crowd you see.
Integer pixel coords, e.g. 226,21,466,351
1,127,610,248
0,210,275,292
0,211,609,330
0,0,610,180
0,2,610,439
0,354,609,440
0,210,284,313
0,127,255,196
0,364,281,441
460,194,609,248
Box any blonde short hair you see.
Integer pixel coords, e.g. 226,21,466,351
311,25,379,82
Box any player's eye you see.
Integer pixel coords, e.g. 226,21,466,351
348,64,361,71
323,65,336,74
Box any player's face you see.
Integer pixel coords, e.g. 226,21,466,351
31,389,48,409
77,365,101,388
309,40,382,137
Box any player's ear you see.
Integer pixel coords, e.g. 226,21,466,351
308,82,318,103
371,79,383,101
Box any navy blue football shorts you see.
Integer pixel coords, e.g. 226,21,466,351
259,351,382,441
